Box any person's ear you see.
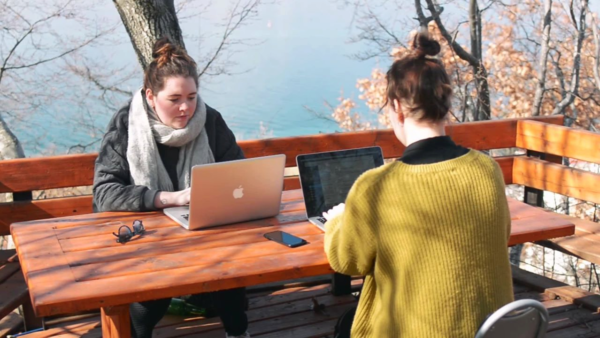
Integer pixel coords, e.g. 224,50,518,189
145,88,156,109
393,99,405,124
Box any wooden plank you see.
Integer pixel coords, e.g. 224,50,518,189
0,153,96,193
69,234,326,281
511,265,566,291
0,116,559,195
32,246,332,316
0,262,20,283
101,305,130,338
512,283,530,294
0,310,22,337
537,214,600,265
0,269,29,320
284,176,301,191
58,212,307,253
508,215,575,246
9,230,76,318
0,118,531,194
257,318,338,338
512,157,600,204
506,198,549,220
63,221,319,267
0,196,93,236
517,119,600,164
249,284,333,309
547,317,600,338
541,299,579,315
545,285,600,313
164,301,353,338
547,308,600,332
0,249,17,264
59,203,560,278
5,190,303,237
496,156,514,185
154,292,355,337
239,116,562,167
22,319,101,338
20,273,596,338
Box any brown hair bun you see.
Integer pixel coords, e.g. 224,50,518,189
152,37,177,68
413,31,441,58
143,37,199,94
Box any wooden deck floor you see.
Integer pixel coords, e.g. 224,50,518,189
10,267,600,338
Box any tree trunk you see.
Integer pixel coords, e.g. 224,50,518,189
112,0,185,69
422,0,491,121
551,0,588,115
473,66,491,121
532,0,553,116
0,114,25,160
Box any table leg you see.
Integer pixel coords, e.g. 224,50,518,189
101,304,131,338
332,273,352,295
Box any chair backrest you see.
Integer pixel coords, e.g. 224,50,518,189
474,299,549,338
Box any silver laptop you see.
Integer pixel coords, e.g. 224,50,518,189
164,154,286,230
296,147,384,230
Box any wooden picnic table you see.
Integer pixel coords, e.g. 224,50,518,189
11,189,575,338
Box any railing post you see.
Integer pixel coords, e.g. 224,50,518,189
523,150,545,208
331,273,352,296
13,191,33,201
511,150,548,265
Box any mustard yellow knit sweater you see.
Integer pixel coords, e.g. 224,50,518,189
324,150,514,337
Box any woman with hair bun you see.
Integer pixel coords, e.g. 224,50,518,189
322,31,514,337
93,37,249,338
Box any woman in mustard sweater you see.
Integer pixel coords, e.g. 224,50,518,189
323,31,514,337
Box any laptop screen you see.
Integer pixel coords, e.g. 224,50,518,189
296,147,384,218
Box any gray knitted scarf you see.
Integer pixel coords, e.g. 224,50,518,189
127,88,215,192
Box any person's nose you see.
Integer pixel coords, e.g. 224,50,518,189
179,102,188,114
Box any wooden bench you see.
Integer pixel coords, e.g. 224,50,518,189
510,120,600,265
15,267,600,338
0,115,563,334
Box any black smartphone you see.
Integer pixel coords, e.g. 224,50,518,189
264,231,307,248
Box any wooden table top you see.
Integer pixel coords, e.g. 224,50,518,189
11,190,574,317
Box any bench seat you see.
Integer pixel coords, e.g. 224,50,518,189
536,212,600,265
0,249,29,336
15,267,600,338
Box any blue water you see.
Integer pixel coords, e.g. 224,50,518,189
12,0,390,156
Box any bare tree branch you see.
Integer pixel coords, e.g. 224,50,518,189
420,0,491,120
569,0,578,29
552,0,589,115
198,0,261,78
3,34,102,72
68,63,132,96
532,0,553,116
422,0,479,65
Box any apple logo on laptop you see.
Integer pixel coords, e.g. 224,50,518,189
233,185,244,199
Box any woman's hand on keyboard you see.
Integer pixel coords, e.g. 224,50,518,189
323,203,345,221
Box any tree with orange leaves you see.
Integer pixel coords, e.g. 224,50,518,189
333,0,598,131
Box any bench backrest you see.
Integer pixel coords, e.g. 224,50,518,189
513,120,600,205
0,115,563,236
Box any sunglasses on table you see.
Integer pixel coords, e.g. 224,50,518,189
112,220,145,244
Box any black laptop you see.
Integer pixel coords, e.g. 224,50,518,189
296,146,384,230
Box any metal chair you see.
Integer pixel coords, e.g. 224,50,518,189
475,299,549,338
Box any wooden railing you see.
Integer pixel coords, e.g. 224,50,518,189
0,115,564,236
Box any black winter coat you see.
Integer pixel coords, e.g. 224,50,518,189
93,102,244,212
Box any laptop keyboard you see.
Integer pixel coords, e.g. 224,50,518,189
182,214,189,221
317,217,327,224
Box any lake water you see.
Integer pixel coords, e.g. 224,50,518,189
9,1,600,156
12,0,391,156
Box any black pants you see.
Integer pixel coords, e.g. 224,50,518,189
130,287,248,338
